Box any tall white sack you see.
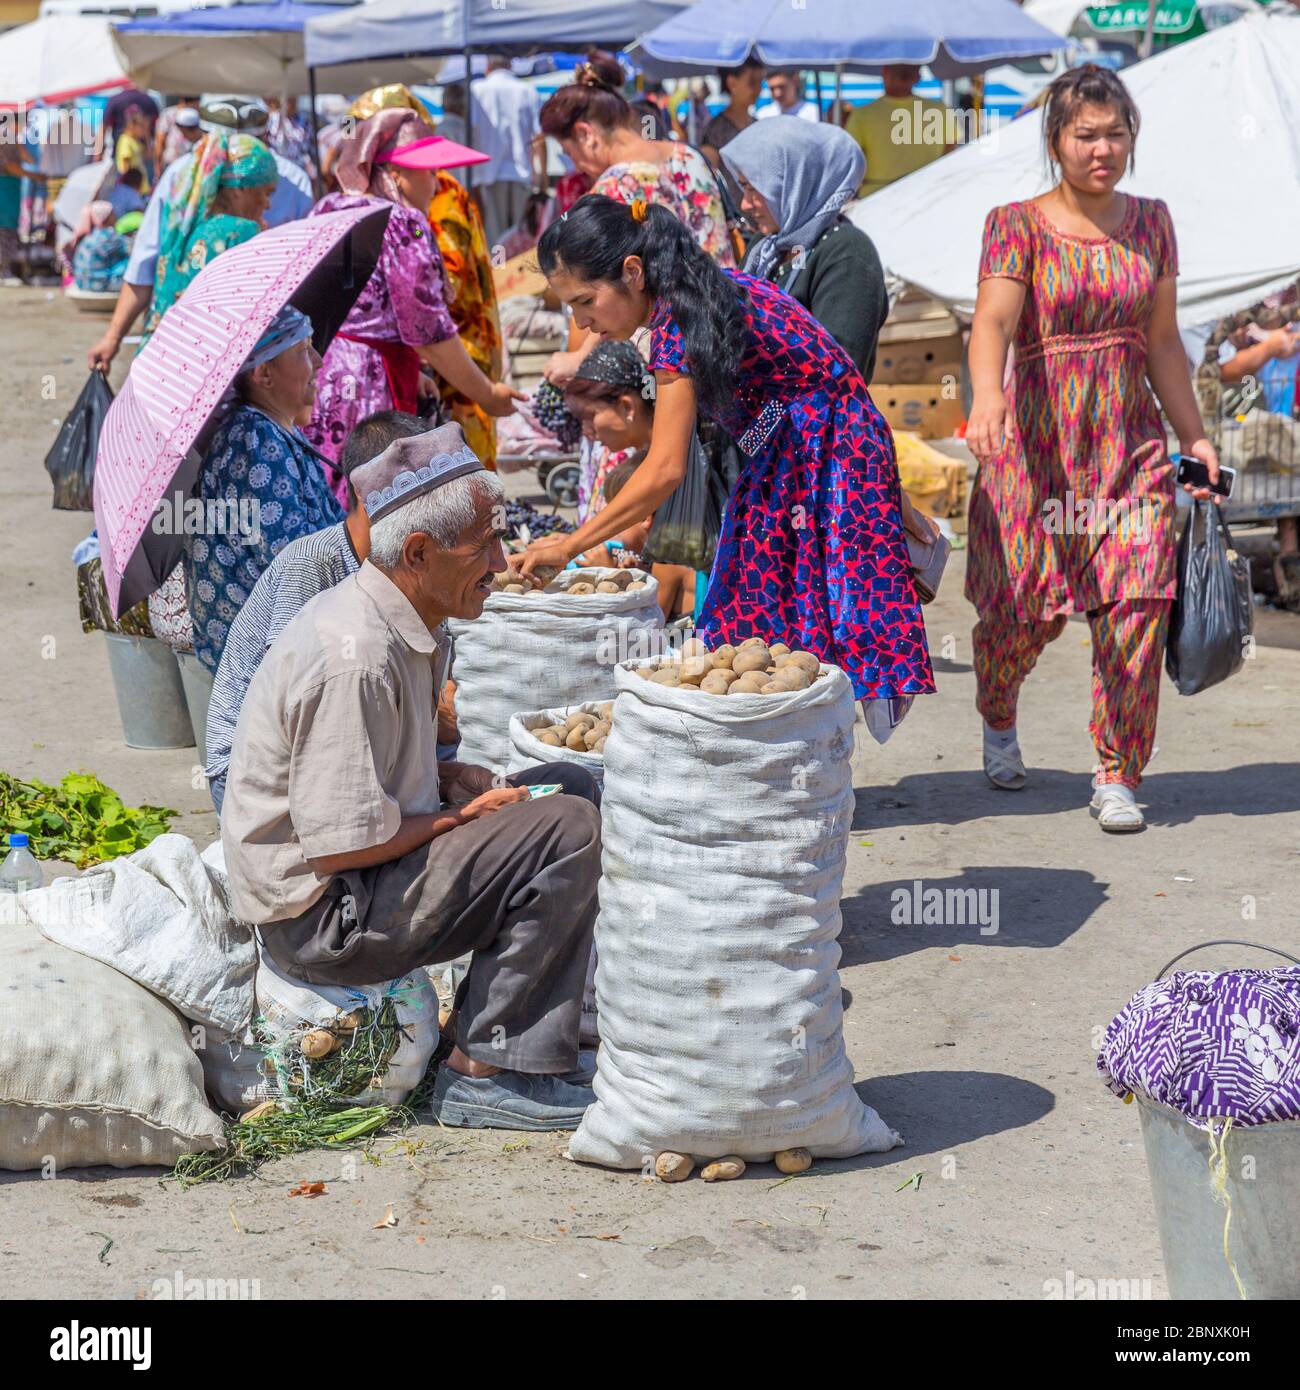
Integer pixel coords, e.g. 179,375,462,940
448,569,664,771
569,659,902,1168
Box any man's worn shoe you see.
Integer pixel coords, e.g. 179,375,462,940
559,1049,597,1088
429,1066,594,1131
1090,781,1145,833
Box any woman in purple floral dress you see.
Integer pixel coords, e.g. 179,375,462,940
306,110,520,501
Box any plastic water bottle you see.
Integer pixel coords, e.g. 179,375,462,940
0,834,43,893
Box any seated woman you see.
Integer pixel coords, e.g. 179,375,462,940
562,339,703,621
143,131,277,338
68,201,130,293
187,305,344,674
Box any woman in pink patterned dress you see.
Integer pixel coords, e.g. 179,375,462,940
967,66,1221,833
306,110,520,502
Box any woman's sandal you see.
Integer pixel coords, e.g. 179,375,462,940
983,727,1026,790
1090,781,1145,832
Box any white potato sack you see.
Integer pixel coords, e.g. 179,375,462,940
507,700,611,787
568,658,902,1168
449,568,663,771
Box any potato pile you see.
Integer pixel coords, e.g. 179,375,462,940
636,636,825,696
529,701,616,754
491,568,647,597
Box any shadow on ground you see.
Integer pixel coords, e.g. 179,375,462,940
853,762,1300,831
840,865,1108,964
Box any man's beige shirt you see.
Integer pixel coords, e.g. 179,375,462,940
221,561,449,925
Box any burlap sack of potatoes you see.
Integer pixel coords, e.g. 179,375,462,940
448,569,662,771
568,656,902,1169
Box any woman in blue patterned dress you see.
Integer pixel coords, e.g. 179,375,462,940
519,194,933,716
187,306,343,673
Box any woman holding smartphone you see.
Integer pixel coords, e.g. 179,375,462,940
966,65,1220,832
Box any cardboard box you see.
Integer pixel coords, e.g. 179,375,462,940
872,320,963,386
873,385,965,440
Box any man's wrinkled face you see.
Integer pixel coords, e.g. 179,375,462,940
408,490,508,620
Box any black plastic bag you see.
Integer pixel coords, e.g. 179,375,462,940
1165,500,1254,696
645,430,721,572
45,370,113,511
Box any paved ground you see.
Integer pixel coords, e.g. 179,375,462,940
2,286,1298,1300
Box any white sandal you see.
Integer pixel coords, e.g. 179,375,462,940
1090,781,1145,832
983,725,1026,790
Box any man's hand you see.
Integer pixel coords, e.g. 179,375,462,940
456,786,529,822
439,760,498,805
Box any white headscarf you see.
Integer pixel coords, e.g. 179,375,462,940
722,116,865,281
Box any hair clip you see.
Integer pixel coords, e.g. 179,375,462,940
630,197,648,223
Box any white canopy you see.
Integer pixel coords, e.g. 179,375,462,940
0,15,129,109
849,10,1300,329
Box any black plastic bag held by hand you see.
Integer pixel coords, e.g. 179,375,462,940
645,430,721,572
1165,499,1254,695
45,370,114,511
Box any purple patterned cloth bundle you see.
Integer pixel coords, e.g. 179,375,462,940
1098,968,1300,1127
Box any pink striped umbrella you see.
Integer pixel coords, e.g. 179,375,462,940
94,202,391,617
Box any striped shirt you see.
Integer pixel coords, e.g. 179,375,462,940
204,522,360,784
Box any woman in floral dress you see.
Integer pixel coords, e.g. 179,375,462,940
519,195,934,715
305,109,518,503
967,66,1221,831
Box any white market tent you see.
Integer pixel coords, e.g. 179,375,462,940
849,10,1300,330
0,15,130,109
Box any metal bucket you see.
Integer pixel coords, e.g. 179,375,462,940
1136,941,1300,1300
102,634,194,750
176,652,214,767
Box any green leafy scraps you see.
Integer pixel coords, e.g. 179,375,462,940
0,771,177,868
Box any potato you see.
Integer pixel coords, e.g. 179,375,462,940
564,712,597,731
773,1148,812,1174
567,582,595,595
769,666,812,692
769,643,791,658
300,1029,338,1060
680,636,709,659
592,736,607,753
583,727,603,750
593,720,612,737
598,702,615,721
699,671,734,695
649,667,681,686
626,580,647,591
759,681,784,694
731,648,770,676
655,1151,694,1183
535,727,564,747
595,580,621,594
738,636,769,650
565,726,588,750
710,643,736,669
710,667,740,686
701,1156,746,1182
729,670,769,694
502,582,525,595
679,654,715,685
635,666,655,680
777,651,820,677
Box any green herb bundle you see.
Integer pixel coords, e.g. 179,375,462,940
0,771,176,867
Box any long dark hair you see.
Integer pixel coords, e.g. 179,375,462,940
1042,64,1140,175
537,195,745,416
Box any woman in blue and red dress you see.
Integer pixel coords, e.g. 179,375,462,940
518,193,934,726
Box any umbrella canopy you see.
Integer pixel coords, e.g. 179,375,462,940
1026,0,1263,42
304,0,694,70
51,157,114,254
0,15,130,110
848,11,1300,327
112,0,443,97
636,0,1069,78
94,202,390,618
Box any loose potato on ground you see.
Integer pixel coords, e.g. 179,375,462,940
701,1156,746,1182
656,1151,694,1182
773,1147,812,1174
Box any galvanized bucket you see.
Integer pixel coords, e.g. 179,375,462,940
1137,941,1300,1300
102,634,194,750
176,652,214,767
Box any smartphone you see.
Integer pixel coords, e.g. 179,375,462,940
1174,454,1236,499
526,783,564,799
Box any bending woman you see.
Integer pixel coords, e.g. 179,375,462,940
519,195,934,721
